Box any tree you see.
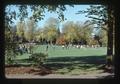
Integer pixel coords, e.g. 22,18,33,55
56,35,66,45
62,21,79,44
6,5,74,23
61,21,93,45
5,5,74,43
24,18,37,42
5,24,18,64
106,5,114,67
76,5,115,68
76,21,93,45
16,21,26,42
34,28,43,43
99,29,108,47
5,5,73,64
42,17,60,45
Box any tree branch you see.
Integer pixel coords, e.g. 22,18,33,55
88,16,106,22
101,27,108,31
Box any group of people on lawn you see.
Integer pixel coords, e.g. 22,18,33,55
16,43,35,55
16,42,100,55
61,44,100,49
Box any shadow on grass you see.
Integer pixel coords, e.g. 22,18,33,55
10,55,107,75
98,75,114,79
41,55,107,73
46,55,106,64
14,55,106,64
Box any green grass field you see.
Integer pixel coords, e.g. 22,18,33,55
8,45,108,75
16,45,107,59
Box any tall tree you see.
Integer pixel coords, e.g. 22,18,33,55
34,28,44,43
98,29,108,47
16,21,26,42
106,5,114,67
62,21,79,44
76,5,115,68
77,21,93,45
43,17,60,44
24,18,37,42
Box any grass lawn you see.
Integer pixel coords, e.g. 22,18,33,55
6,45,108,76
16,45,107,59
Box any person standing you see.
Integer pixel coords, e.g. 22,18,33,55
19,44,23,55
46,44,48,51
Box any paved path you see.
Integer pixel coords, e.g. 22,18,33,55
5,73,114,79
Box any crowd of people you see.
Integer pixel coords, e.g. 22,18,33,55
15,42,36,55
15,42,101,55
61,44,100,49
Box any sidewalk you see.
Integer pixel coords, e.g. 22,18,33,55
5,73,114,79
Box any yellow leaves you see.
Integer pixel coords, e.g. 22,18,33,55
43,26,58,41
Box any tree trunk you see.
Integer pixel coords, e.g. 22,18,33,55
50,40,52,45
106,5,114,67
114,3,120,78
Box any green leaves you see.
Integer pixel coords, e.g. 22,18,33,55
17,5,28,21
42,17,60,43
76,5,108,27
29,53,48,66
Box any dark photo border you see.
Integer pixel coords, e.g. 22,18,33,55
0,0,119,84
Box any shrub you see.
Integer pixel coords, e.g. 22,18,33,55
29,53,48,66
5,43,18,65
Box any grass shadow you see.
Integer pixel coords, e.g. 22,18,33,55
8,55,109,75
46,55,106,64
41,55,107,74
13,55,106,69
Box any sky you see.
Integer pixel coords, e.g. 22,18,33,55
37,5,91,29
6,5,100,33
